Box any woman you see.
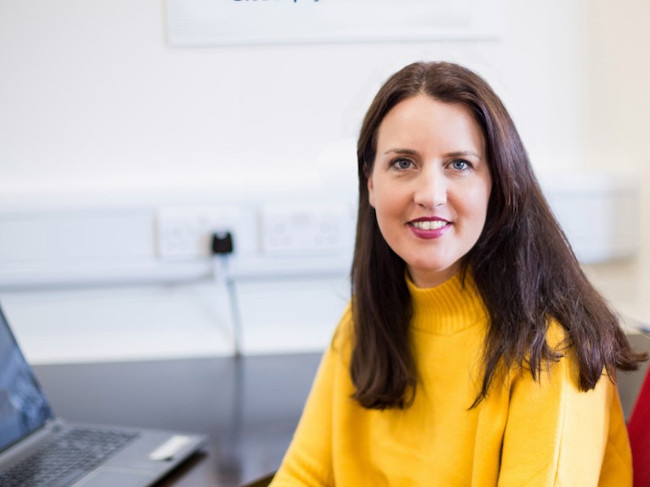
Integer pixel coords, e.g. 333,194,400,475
270,61,643,486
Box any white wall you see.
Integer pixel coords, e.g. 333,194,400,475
1,0,648,363
579,1,650,327
0,0,592,198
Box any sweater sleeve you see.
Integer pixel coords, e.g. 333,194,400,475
497,325,632,487
270,310,352,486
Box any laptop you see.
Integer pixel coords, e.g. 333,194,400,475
0,303,208,487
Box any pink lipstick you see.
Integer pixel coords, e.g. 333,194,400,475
408,217,451,239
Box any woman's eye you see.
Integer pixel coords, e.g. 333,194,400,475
392,158,413,170
451,160,470,171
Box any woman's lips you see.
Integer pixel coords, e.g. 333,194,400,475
408,218,451,239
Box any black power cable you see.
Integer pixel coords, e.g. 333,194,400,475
211,231,243,358
211,231,245,481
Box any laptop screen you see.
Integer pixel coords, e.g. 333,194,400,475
0,305,53,453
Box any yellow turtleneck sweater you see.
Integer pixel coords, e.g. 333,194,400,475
271,273,632,486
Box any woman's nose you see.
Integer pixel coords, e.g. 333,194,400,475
413,167,447,209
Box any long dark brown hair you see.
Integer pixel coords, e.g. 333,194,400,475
351,61,644,410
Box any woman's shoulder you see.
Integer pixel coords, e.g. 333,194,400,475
507,319,573,379
546,318,571,351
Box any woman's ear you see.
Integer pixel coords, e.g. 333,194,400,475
367,174,375,208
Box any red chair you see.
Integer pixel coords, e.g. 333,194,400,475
628,366,650,486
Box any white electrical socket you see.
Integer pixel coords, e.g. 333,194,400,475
260,201,353,255
156,206,238,259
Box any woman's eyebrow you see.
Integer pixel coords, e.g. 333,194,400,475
382,148,418,156
444,150,481,159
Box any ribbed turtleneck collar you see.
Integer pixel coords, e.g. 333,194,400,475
406,271,488,335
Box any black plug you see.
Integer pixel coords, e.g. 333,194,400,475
211,231,234,255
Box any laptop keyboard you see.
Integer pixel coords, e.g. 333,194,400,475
0,427,140,487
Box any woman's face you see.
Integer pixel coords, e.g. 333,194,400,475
368,94,492,288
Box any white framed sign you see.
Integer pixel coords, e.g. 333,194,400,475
165,0,503,47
